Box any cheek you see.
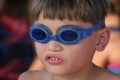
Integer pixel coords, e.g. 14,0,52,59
65,37,97,65
63,46,92,72
34,42,45,59
66,45,89,64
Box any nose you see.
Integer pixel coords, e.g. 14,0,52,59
46,41,63,52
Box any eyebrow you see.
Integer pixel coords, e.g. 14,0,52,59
35,23,50,29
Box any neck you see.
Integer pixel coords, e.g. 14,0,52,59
110,31,120,41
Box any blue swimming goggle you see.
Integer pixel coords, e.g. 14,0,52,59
29,21,104,44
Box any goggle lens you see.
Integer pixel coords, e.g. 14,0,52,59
60,30,78,42
32,29,47,40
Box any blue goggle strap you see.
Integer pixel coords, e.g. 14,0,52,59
82,21,105,38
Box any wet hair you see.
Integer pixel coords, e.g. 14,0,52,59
31,0,108,24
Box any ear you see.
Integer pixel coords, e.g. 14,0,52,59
96,28,111,51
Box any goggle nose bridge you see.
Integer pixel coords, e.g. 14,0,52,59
50,34,58,41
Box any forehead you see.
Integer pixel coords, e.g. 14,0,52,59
35,15,92,32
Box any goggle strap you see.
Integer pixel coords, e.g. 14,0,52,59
82,21,105,38
87,21,105,32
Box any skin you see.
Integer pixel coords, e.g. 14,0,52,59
29,56,45,70
105,13,120,28
93,31,120,67
93,12,120,67
19,14,120,80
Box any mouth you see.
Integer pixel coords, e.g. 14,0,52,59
45,54,63,65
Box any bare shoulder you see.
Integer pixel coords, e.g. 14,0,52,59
108,73,120,80
105,73,120,80
18,71,32,80
18,70,50,80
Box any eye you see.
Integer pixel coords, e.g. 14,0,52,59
60,30,78,41
32,29,47,40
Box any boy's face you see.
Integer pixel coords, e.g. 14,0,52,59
33,15,110,75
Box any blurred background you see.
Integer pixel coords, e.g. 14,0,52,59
0,0,35,80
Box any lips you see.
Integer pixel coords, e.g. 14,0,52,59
45,54,63,65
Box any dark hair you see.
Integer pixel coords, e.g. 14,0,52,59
31,0,108,24
4,0,29,18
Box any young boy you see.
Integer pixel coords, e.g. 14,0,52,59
19,0,120,80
